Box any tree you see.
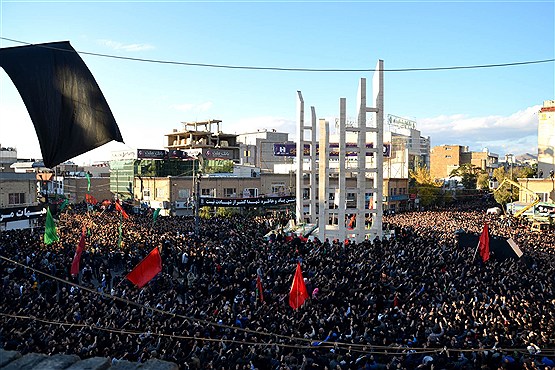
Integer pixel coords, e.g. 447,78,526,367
492,166,535,206
199,206,212,219
492,167,517,205
477,173,490,190
409,166,443,208
449,163,482,189
215,207,238,217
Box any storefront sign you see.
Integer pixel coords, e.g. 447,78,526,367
137,149,167,160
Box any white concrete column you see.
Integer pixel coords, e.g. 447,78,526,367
318,119,329,242
296,91,304,225
338,98,347,241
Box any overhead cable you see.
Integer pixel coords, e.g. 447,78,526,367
1,37,553,73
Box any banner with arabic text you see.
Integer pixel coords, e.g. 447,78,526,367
199,196,295,208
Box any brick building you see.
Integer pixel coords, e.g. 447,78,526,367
430,145,499,181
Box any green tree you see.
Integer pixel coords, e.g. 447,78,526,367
492,165,535,206
492,167,517,205
199,206,212,219
409,166,443,208
477,173,490,190
215,207,238,217
449,163,482,189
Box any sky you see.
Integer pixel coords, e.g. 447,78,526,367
1,1,554,166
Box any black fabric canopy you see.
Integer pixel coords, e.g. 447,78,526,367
0,41,124,168
456,231,522,262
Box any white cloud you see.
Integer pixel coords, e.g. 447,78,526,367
97,39,154,52
419,106,541,156
172,101,213,113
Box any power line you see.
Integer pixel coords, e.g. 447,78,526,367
1,37,553,73
2,256,552,357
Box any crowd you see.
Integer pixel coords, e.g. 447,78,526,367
1,200,554,369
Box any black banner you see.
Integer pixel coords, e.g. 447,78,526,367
199,196,295,208
0,205,47,223
456,231,521,262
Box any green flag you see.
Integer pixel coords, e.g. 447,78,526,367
85,173,91,192
59,199,69,212
153,208,161,225
44,207,60,245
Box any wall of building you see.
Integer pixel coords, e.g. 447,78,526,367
430,145,469,179
135,174,289,210
62,177,112,204
538,100,555,178
236,130,292,172
384,178,410,212
0,173,37,208
517,178,555,203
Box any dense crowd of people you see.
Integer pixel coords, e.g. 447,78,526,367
1,199,554,369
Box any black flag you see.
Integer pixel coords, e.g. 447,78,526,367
0,41,124,168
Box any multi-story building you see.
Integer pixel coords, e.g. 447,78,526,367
469,149,499,175
538,100,555,178
164,119,240,163
430,145,498,181
236,129,293,173
386,115,430,170
0,145,17,173
430,145,469,180
109,149,199,201
0,147,44,230
134,172,295,216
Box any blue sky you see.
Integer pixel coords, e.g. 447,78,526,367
1,1,554,165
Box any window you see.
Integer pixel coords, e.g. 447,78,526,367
346,192,356,208
303,188,310,200
365,193,373,209
201,188,215,197
156,187,167,198
445,155,452,158
224,188,236,197
8,193,25,205
271,183,286,195
243,188,258,197
143,188,151,198
329,192,337,209
178,189,190,199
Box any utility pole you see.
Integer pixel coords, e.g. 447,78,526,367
194,156,203,238
194,172,201,237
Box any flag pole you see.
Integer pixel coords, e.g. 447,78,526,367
472,240,480,262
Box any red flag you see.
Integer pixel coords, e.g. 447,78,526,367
126,247,162,288
347,214,356,229
478,223,490,262
289,262,309,310
85,193,98,205
256,274,264,302
71,229,86,275
115,201,129,219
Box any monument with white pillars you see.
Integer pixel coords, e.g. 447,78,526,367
296,60,384,243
